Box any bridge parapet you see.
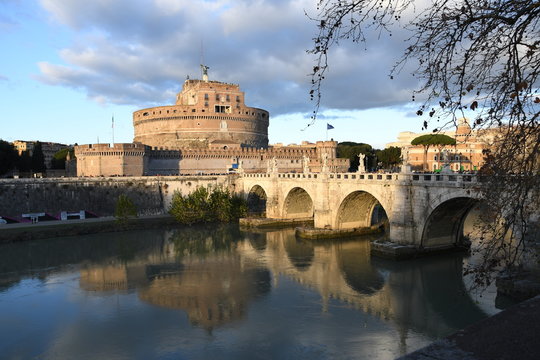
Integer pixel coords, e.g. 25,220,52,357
241,172,478,187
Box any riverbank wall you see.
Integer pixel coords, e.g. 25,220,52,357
0,176,236,219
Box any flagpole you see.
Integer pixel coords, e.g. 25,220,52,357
112,115,115,145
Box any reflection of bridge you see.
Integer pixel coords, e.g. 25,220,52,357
237,229,488,342
239,172,481,248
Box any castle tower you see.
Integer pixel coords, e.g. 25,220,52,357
133,72,269,149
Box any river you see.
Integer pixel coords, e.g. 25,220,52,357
0,225,511,359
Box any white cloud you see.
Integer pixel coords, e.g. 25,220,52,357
36,0,419,117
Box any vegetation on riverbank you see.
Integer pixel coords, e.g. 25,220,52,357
115,194,137,224
169,186,247,225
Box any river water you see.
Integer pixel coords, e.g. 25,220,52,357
0,225,509,359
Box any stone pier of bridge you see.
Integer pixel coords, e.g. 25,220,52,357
237,172,481,250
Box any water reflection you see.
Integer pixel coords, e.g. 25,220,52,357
241,229,487,337
0,225,498,359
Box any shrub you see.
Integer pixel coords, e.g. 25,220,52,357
169,186,247,225
115,194,137,223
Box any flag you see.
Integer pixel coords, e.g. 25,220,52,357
327,123,334,130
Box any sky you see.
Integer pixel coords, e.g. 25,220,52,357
0,0,432,149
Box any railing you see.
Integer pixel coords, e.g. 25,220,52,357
241,171,478,184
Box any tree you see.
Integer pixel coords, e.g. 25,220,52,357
16,150,32,173
376,146,402,170
114,194,138,224
0,140,17,176
31,141,46,173
309,0,540,287
411,134,456,171
337,142,374,171
51,148,75,170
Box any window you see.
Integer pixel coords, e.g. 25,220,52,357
226,95,230,102
215,94,220,101
204,93,209,100
215,105,231,113
236,96,240,102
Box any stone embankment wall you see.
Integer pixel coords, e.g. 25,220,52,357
0,176,235,218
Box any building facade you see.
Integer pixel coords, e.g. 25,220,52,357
386,119,491,171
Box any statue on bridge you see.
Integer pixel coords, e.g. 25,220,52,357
440,149,452,173
357,153,366,173
271,157,278,173
322,153,329,173
303,156,310,174
238,160,244,174
401,147,411,173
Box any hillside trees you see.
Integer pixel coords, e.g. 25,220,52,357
309,0,540,286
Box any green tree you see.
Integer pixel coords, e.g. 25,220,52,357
114,194,138,224
337,142,374,171
16,150,32,172
51,148,75,169
0,140,17,176
31,141,46,173
376,146,402,170
411,134,456,171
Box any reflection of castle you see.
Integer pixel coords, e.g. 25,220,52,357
76,227,487,341
78,230,271,331
75,69,348,176
138,255,270,331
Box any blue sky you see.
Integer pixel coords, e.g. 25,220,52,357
1,0,429,149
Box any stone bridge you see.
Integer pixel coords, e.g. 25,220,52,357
237,172,482,249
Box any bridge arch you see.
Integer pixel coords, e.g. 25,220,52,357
421,196,478,248
282,187,314,219
246,185,267,216
336,191,388,229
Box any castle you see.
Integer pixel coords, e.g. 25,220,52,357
75,68,348,176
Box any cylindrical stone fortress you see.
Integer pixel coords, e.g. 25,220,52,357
133,79,269,149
